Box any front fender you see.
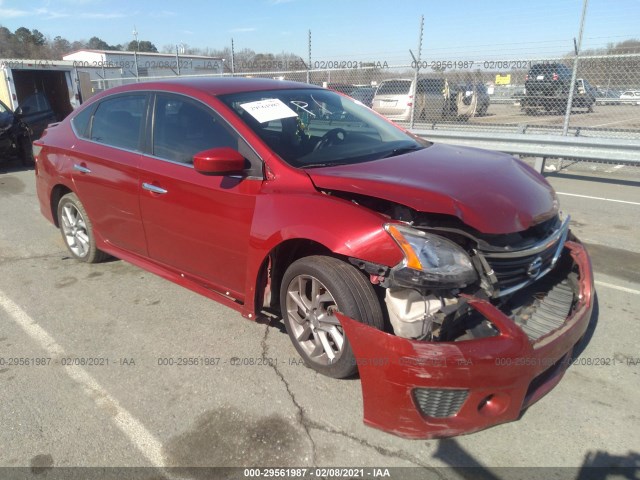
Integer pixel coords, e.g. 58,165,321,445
241,191,403,317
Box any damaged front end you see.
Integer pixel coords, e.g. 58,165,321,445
344,206,594,439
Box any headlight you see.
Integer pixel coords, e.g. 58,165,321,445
385,224,477,289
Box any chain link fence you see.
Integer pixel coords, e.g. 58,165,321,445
86,5,640,142
88,52,640,141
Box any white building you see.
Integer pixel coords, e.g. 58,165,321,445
63,49,225,91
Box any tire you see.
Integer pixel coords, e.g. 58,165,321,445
57,193,108,263
280,255,384,378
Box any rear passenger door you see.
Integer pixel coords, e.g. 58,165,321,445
70,93,149,256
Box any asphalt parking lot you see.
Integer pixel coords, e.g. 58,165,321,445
408,103,640,132
473,103,640,130
1,159,639,478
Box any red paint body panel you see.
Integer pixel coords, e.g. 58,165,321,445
138,156,260,299
307,144,558,234
70,143,147,256
340,241,593,439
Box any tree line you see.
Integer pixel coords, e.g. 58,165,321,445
0,25,304,75
0,25,158,59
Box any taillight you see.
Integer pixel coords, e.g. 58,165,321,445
552,73,559,81
525,74,529,81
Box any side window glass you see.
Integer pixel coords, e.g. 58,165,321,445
71,106,94,139
153,94,237,164
90,95,146,151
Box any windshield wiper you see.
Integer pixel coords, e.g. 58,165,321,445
300,162,349,169
382,145,423,158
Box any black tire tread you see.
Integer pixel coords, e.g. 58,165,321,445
280,255,384,378
57,193,109,264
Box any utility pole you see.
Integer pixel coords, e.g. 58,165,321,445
562,0,589,135
132,26,140,82
409,15,424,128
231,38,235,76
307,30,311,84
175,44,180,75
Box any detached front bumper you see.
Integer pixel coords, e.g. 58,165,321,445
340,241,593,439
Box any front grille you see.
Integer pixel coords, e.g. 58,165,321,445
500,248,579,342
480,217,570,297
413,388,468,418
486,242,558,291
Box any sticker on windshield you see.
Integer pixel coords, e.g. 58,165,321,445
239,98,298,123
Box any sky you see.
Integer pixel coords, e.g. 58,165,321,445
1,0,639,62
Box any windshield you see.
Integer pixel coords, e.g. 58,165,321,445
219,88,428,168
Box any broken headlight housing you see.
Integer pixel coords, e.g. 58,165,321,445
385,224,478,289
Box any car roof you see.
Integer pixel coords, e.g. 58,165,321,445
92,77,323,99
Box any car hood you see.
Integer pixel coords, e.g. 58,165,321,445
305,144,558,234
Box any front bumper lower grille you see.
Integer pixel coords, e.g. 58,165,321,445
413,388,469,418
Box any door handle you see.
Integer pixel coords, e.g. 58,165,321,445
142,182,168,194
73,164,91,174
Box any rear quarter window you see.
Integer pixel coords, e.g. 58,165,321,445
71,107,94,139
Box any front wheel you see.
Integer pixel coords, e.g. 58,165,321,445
280,256,384,378
57,193,108,263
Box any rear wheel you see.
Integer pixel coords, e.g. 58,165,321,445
57,193,108,263
280,255,384,378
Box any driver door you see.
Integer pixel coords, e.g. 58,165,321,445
139,93,263,299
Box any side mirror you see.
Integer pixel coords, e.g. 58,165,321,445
193,147,246,175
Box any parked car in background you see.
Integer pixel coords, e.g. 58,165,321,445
620,90,640,104
521,63,595,114
349,86,376,107
596,88,621,105
34,77,593,439
0,93,56,164
0,99,30,164
13,92,57,139
371,78,414,121
456,83,490,117
325,83,355,96
372,77,456,122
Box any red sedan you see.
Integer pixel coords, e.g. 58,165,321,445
33,78,593,438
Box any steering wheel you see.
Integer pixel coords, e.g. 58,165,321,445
313,128,347,151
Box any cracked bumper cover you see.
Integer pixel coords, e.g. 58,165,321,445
339,241,594,439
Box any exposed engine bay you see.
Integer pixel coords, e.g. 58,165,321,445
334,192,580,343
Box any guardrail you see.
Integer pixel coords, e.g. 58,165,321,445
405,121,639,139
488,97,640,106
410,128,640,173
